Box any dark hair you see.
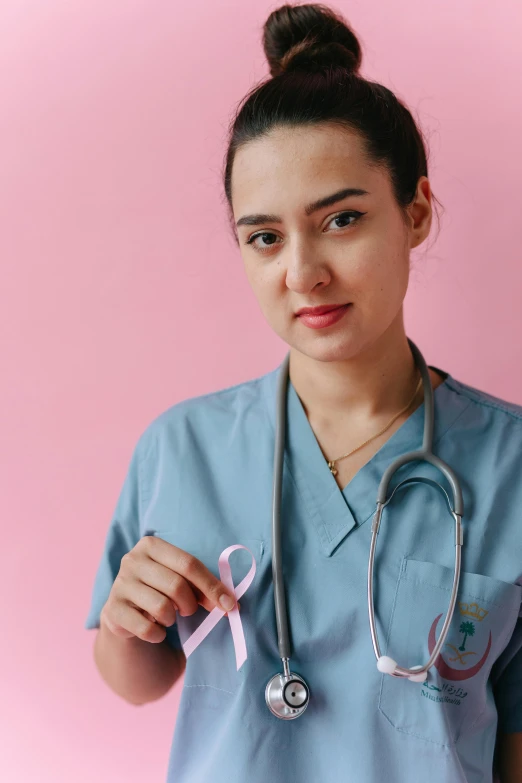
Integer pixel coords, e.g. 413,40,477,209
222,2,443,247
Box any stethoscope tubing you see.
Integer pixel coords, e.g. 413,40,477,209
367,502,463,679
267,338,465,715
272,349,292,661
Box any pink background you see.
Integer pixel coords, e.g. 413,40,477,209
2,1,521,780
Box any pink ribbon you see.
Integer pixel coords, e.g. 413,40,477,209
181,545,256,670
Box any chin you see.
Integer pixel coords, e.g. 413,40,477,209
289,334,363,364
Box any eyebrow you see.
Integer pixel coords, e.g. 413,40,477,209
235,187,371,228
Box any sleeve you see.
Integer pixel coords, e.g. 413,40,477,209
84,431,183,650
491,615,522,733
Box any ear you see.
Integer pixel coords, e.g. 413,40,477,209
406,176,433,250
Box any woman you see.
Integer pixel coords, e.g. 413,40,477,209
85,4,522,781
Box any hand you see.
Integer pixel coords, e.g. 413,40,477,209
100,536,238,644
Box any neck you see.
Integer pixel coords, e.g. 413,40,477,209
288,317,421,427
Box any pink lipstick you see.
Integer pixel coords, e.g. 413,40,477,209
295,303,352,329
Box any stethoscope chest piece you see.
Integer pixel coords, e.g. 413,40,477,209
265,671,310,719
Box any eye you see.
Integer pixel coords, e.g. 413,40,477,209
245,231,281,253
244,210,365,254
325,210,365,231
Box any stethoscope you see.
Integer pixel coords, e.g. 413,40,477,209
265,338,464,719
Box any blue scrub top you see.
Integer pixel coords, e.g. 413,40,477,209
85,354,522,783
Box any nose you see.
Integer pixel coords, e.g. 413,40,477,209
284,242,331,293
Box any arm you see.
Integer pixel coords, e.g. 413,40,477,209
93,617,186,706
85,432,187,705
497,732,522,783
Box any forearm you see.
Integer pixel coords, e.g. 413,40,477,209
93,619,186,705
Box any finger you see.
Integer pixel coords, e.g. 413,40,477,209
106,601,167,644
192,586,221,613
132,578,189,627
193,587,240,614
138,557,202,617
146,537,237,612
143,609,172,625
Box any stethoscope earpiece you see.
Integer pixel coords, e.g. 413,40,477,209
407,665,428,683
376,655,397,674
376,657,427,682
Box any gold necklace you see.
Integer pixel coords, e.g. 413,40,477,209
326,373,423,476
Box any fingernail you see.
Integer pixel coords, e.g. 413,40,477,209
220,594,236,611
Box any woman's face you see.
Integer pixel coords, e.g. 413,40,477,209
231,123,432,363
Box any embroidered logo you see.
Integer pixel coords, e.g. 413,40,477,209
427,601,492,681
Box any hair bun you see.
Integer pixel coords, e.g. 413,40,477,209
263,3,362,78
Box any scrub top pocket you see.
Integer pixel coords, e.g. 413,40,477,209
378,557,522,747
148,528,265,696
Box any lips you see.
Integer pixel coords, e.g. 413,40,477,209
295,303,349,316
295,303,352,330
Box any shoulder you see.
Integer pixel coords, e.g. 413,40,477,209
440,374,522,473
134,369,275,459
444,374,522,424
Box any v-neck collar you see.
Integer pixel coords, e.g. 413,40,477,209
261,355,470,556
